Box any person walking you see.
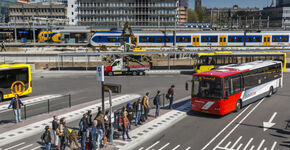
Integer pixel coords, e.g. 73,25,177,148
154,90,161,117
8,94,24,124
121,108,131,141
143,92,150,121
80,113,89,150
135,98,143,126
1,41,6,52
126,103,133,129
52,116,60,149
96,114,105,149
59,118,69,150
87,110,93,127
89,120,98,150
41,126,52,150
168,85,175,109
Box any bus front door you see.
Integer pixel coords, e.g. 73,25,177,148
263,35,271,46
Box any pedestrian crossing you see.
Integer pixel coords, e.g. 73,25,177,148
138,141,192,150
1,142,42,150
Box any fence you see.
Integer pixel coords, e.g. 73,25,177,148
0,94,71,125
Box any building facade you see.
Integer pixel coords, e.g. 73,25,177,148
178,0,188,23
0,0,17,22
8,3,67,25
76,0,178,27
276,0,290,7
262,6,290,28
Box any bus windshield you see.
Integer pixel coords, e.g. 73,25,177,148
192,76,223,100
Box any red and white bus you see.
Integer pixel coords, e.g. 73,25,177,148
190,60,283,115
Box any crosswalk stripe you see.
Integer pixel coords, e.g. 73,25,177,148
250,145,255,150
17,144,33,150
172,145,180,150
158,143,170,150
185,147,191,150
31,146,42,150
236,144,243,150
231,136,242,149
270,141,277,150
225,142,231,148
243,138,253,150
145,141,160,150
138,147,144,150
257,139,265,150
4,142,25,150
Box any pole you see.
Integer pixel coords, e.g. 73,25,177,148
267,16,270,28
14,17,17,43
101,81,104,114
32,15,36,45
168,54,170,70
108,89,114,143
46,18,49,43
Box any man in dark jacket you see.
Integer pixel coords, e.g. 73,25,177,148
8,94,24,123
135,98,143,126
52,116,59,149
41,126,52,150
154,90,161,117
80,114,89,150
168,85,175,109
87,110,93,127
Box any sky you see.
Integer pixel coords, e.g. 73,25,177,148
188,0,273,9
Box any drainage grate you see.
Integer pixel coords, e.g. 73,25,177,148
143,130,148,133
137,133,143,136
132,136,138,139
26,128,32,131
34,126,40,128
0,137,5,140
18,131,24,134
153,125,158,127
8,134,15,137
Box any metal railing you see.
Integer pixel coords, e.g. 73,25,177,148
0,94,71,124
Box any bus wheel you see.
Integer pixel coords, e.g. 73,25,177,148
138,71,144,76
235,100,242,112
108,72,113,76
132,71,137,76
267,86,273,97
0,92,3,102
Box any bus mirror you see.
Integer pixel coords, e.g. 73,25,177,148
185,82,188,91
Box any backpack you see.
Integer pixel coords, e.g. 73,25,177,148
153,97,157,105
166,88,171,99
41,132,50,144
56,127,61,136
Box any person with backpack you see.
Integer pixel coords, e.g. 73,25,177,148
168,85,175,109
135,98,143,126
8,94,24,124
52,116,60,149
154,90,161,117
41,126,52,150
143,92,150,121
80,113,89,150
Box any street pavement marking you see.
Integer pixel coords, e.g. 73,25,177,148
270,141,277,150
17,144,33,150
31,146,42,150
138,147,144,150
243,138,253,150
158,143,170,150
250,145,255,150
257,139,265,150
213,99,264,150
172,145,180,150
145,141,160,150
3,142,25,150
236,144,243,150
185,147,191,150
201,104,251,150
264,148,267,150
230,136,242,149
225,142,231,148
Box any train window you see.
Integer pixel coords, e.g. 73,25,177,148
141,37,147,42
193,38,195,42
210,36,218,42
149,37,154,42
177,37,183,42
236,37,243,42
197,38,199,42
201,37,209,42
156,38,162,43
229,37,235,42
184,37,190,42
165,37,170,42
272,37,280,42
247,37,254,42
255,37,262,42
108,38,117,42
281,36,289,42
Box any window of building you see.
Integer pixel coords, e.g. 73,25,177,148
72,19,74,22
72,5,73,8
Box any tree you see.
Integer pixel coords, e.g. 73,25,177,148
187,8,199,22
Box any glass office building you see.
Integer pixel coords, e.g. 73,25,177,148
0,0,17,22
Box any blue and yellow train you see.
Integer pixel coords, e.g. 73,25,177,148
38,31,61,43
90,30,290,47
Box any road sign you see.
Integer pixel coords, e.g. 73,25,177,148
103,83,121,93
96,65,104,82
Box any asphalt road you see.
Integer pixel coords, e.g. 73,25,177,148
0,72,192,149
138,72,290,150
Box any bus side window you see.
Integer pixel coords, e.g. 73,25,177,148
224,78,231,98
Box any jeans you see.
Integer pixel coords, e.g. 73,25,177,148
122,125,130,140
91,141,96,150
45,143,51,150
97,129,103,148
53,130,59,146
135,111,141,125
109,125,114,142
169,97,174,109
13,109,21,122
155,105,160,117
81,131,87,150
60,136,66,150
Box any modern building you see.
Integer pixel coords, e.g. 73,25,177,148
195,0,201,10
67,0,78,25
276,0,290,7
178,0,188,23
8,3,67,25
75,0,178,27
0,0,17,22
17,0,30,4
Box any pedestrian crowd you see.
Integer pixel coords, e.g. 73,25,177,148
39,85,175,150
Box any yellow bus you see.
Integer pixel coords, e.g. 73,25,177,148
0,64,32,102
194,51,287,73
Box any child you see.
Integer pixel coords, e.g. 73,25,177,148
41,126,52,150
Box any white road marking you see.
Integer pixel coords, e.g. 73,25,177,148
138,147,144,150
31,146,42,150
201,105,251,150
17,144,33,150
264,148,267,150
4,142,25,150
250,145,255,150
236,144,243,150
145,141,160,150
230,136,242,149
271,141,277,150
172,145,180,150
225,142,232,148
185,147,191,150
213,99,264,150
158,143,170,150
243,138,253,150
257,139,265,150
